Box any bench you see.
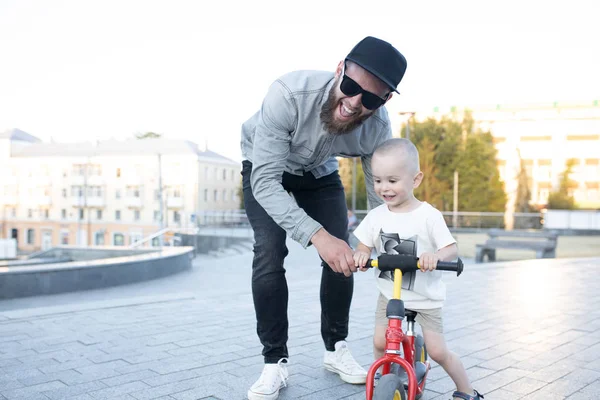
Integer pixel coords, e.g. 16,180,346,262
475,229,559,263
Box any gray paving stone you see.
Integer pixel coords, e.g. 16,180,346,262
502,377,548,395
87,381,150,399
2,380,66,399
0,246,599,400
41,381,107,400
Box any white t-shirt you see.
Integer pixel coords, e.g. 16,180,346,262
353,202,456,309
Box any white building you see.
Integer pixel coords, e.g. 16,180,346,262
0,129,241,252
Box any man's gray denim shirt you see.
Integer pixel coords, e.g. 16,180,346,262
241,70,392,248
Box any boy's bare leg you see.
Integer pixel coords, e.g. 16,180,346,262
373,325,386,360
423,329,473,397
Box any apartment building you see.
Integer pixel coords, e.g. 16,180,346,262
417,101,600,210
0,129,241,252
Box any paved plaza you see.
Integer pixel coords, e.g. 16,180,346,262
1,241,600,400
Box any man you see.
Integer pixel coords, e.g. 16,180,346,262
240,36,407,400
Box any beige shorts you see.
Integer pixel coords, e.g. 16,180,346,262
375,293,443,333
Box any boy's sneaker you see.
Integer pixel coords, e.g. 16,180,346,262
247,358,289,400
452,389,484,400
323,341,368,384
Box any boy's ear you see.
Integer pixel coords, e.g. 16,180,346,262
413,171,424,188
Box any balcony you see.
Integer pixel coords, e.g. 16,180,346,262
71,196,106,208
167,197,183,209
125,197,143,208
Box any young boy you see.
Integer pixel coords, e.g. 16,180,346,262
352,138,483,400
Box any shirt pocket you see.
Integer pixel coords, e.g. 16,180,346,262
290,143,314,159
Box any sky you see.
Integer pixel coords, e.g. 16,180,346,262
0,0,598,162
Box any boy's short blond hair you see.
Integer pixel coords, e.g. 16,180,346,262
373,138,420,174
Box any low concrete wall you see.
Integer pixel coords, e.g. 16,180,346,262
0,246,194,299
28,246,156,261
176,233,253,256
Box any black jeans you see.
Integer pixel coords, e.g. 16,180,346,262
242,161,354,363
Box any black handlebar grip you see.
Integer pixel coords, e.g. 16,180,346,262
435,258,463,276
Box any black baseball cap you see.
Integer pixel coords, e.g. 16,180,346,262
345,36,407,93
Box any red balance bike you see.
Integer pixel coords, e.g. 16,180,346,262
364,254,463,400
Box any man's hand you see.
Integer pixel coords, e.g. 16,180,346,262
311,228,356,277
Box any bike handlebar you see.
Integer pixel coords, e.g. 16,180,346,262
365,254,463,276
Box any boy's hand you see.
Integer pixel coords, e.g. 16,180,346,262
419,252,438,272
353,251,371,272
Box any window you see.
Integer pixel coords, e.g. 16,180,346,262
62,188,67,197
116,168,121,178
11,208,16,218
154,189,160,201
61,230,69,245
173,186,182,198
72,186,83,197
115,210,121,220
113,233,124,246
28,209,33,218
129,233,142,246
151,237,160,247
204,189,208,201
223,189,227,202
231,170,235,181
95,231,105,245
222,169,227,180
134,210,140,221
173,211,181,223
153,210,160,221
214,190,218,201
116,189,121,199
231,190,235,202
127,186,141,198
44,209,49,219
97,210,103,220
79,209,84,220
87,186,104,197
61,209,67,219
27,229,35,245
205,167,209,180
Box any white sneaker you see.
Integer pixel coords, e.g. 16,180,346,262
323,341,367,384
247,358,289,400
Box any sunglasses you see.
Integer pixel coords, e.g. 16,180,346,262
339,63,390,110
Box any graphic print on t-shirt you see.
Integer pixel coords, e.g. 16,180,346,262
379,231,418,291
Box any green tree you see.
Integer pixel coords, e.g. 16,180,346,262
457,132,506,211
339,158,367,210
135,132,162,139
547,159,577,209
414,136,449,209
408,113,506,212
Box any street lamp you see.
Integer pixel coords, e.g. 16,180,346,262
398,111,416,140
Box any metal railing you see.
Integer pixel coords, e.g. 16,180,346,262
197,209,544,231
